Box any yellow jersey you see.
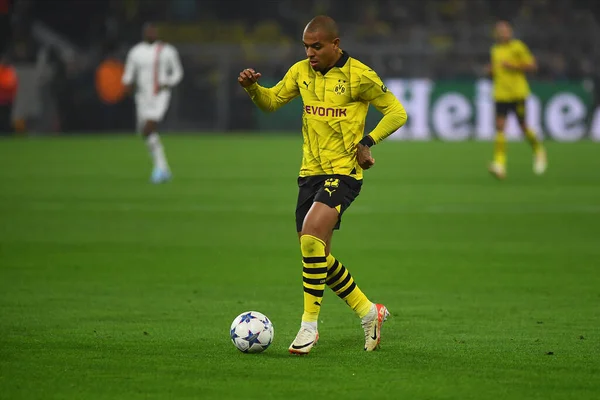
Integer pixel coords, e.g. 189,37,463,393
244,51,407,180
491,39,534,102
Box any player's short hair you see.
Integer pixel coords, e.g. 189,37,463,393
143,22,155,31
304,15,339,41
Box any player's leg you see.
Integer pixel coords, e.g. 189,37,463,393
516,100,547,175
324,248,387,351
142,119,171,183
140,94,171,183
294,227,373,324
489,102,508,179
288,201,335,354
290,177,388,353
316,180,389,352
323,226,389,351
324,250,372,319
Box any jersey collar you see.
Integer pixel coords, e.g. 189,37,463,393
320,50,349,75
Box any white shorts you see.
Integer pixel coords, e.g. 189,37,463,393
135,91,171,127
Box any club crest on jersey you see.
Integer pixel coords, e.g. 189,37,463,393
334,80,346,95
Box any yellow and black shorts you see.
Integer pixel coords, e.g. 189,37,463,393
295,175,362,232
495,100,526,123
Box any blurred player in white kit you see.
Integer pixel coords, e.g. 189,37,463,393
122,23,183,183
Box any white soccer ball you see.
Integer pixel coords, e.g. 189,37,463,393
230,311,274,353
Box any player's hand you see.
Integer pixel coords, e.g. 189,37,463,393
238,68,262,88
356,143,375,170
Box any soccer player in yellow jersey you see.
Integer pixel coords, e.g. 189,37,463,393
238,15,407,354
488,20,547,180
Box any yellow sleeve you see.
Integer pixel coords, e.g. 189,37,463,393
359,69,408,145
516,40,534,65
243,65,300,113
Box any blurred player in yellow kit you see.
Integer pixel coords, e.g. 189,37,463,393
487,20,547,180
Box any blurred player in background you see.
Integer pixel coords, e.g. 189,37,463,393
487,20,547,180
122,23,183,184
239,16,407,354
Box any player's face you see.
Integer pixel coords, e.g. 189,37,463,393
143,25,158,42
302,30,340,72
495,22,512,42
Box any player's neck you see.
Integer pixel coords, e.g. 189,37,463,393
320,50,346,75
330,54,342,68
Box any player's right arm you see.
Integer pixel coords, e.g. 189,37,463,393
238,66,300,112
121,48,136,94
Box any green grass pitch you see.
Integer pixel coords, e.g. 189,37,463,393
1,135,599,399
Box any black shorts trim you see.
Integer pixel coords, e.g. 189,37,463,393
495,100,526,122
295,174,362,232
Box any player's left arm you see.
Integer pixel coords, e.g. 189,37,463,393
518,41,537,73
355,69,407,169
504,41,537,73
162,46,184,89
358,69,407,146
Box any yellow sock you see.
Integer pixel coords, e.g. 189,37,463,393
524,127,543,153
326,254,372,318
494,130,506,165
300,235,328,323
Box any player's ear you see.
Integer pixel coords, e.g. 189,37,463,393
332,38,340,50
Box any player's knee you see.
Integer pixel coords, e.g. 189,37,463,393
301,217,328,239
300,234,326,256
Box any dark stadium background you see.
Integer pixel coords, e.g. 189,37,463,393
2,0,600,137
